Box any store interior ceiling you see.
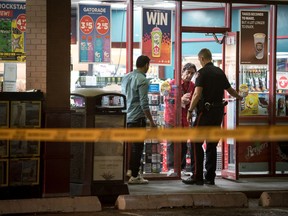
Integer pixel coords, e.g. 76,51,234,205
8,0,270,9
71,0,259,9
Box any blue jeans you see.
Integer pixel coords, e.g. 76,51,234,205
165,123,194,171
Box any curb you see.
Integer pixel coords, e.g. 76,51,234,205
0,196,101,214
2,191,288,214
259,191,288,207
116,192,248,210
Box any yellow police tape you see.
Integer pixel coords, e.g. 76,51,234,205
0,125,287,142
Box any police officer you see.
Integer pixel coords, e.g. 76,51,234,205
183,48,243,185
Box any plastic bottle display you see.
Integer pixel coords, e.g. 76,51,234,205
151,26,162,58
80,35,88,62
103,36,110,62
185,141,191,172
241,67,268,93
87,35,94,62
240,66,270,116
94,36,103,62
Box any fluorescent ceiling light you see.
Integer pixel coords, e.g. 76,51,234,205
111,4,127,9
154,2,175,8
79,1,101,4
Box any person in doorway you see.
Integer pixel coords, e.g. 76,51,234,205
183,48,243,185
121,55,157,184
164,63,197,176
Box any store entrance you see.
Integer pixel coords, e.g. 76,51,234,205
222,32,240,180
138,32,230,180
182,31,225,165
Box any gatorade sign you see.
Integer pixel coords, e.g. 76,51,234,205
277,72,288,90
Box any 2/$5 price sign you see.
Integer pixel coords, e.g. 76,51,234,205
0,126,288,142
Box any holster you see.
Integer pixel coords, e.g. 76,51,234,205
204,101,228,111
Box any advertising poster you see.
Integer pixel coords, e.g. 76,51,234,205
78,4,111,63
238,141,270,172
93,156,123,181
10,141,40,157
240,92,269,116
277,141,288,162
71,16,77,44
277,72,288,90
9,158,39,185
10,101,41,128
0,101,9,127
0,1,26,62
240,10,269,65
0,160,8,186
238,141,269,163
0,140,8,157
276,94,286,116
142,8,172,65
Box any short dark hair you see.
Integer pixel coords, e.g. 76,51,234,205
136,55,150,68
182,63,197,73
198,48,212,60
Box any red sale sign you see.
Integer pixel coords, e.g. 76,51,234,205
80,15,94,34
95,16,109,35
277,72,288,90
16,14,26,32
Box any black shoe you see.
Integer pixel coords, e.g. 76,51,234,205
204,179,215,185
182,177,203,185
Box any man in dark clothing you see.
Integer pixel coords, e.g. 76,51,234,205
183,48,243,185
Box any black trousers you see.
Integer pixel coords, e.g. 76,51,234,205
127,117,146,177
192,107,224,181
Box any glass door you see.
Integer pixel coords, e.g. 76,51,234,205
222,32,239,180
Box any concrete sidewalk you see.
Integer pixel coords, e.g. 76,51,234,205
0,177,287,214
128,177,288,198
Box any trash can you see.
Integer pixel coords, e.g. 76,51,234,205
70,88,128,203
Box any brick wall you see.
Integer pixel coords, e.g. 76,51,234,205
25,0,47,92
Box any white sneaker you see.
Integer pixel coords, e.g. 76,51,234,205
128,175,149,184
126,170,141,177
126,170,132,177
167,169,177,177
181,170,191,176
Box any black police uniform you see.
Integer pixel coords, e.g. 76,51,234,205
192,62,231,184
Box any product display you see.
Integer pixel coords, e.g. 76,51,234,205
143,82,162,174
143,140,162,173
9,158,39,186
239,65,288,117
142,80,169,174
239,65,269,116
276,71,288,117
276,94,286,116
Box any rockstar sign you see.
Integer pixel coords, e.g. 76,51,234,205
0,2,26,62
